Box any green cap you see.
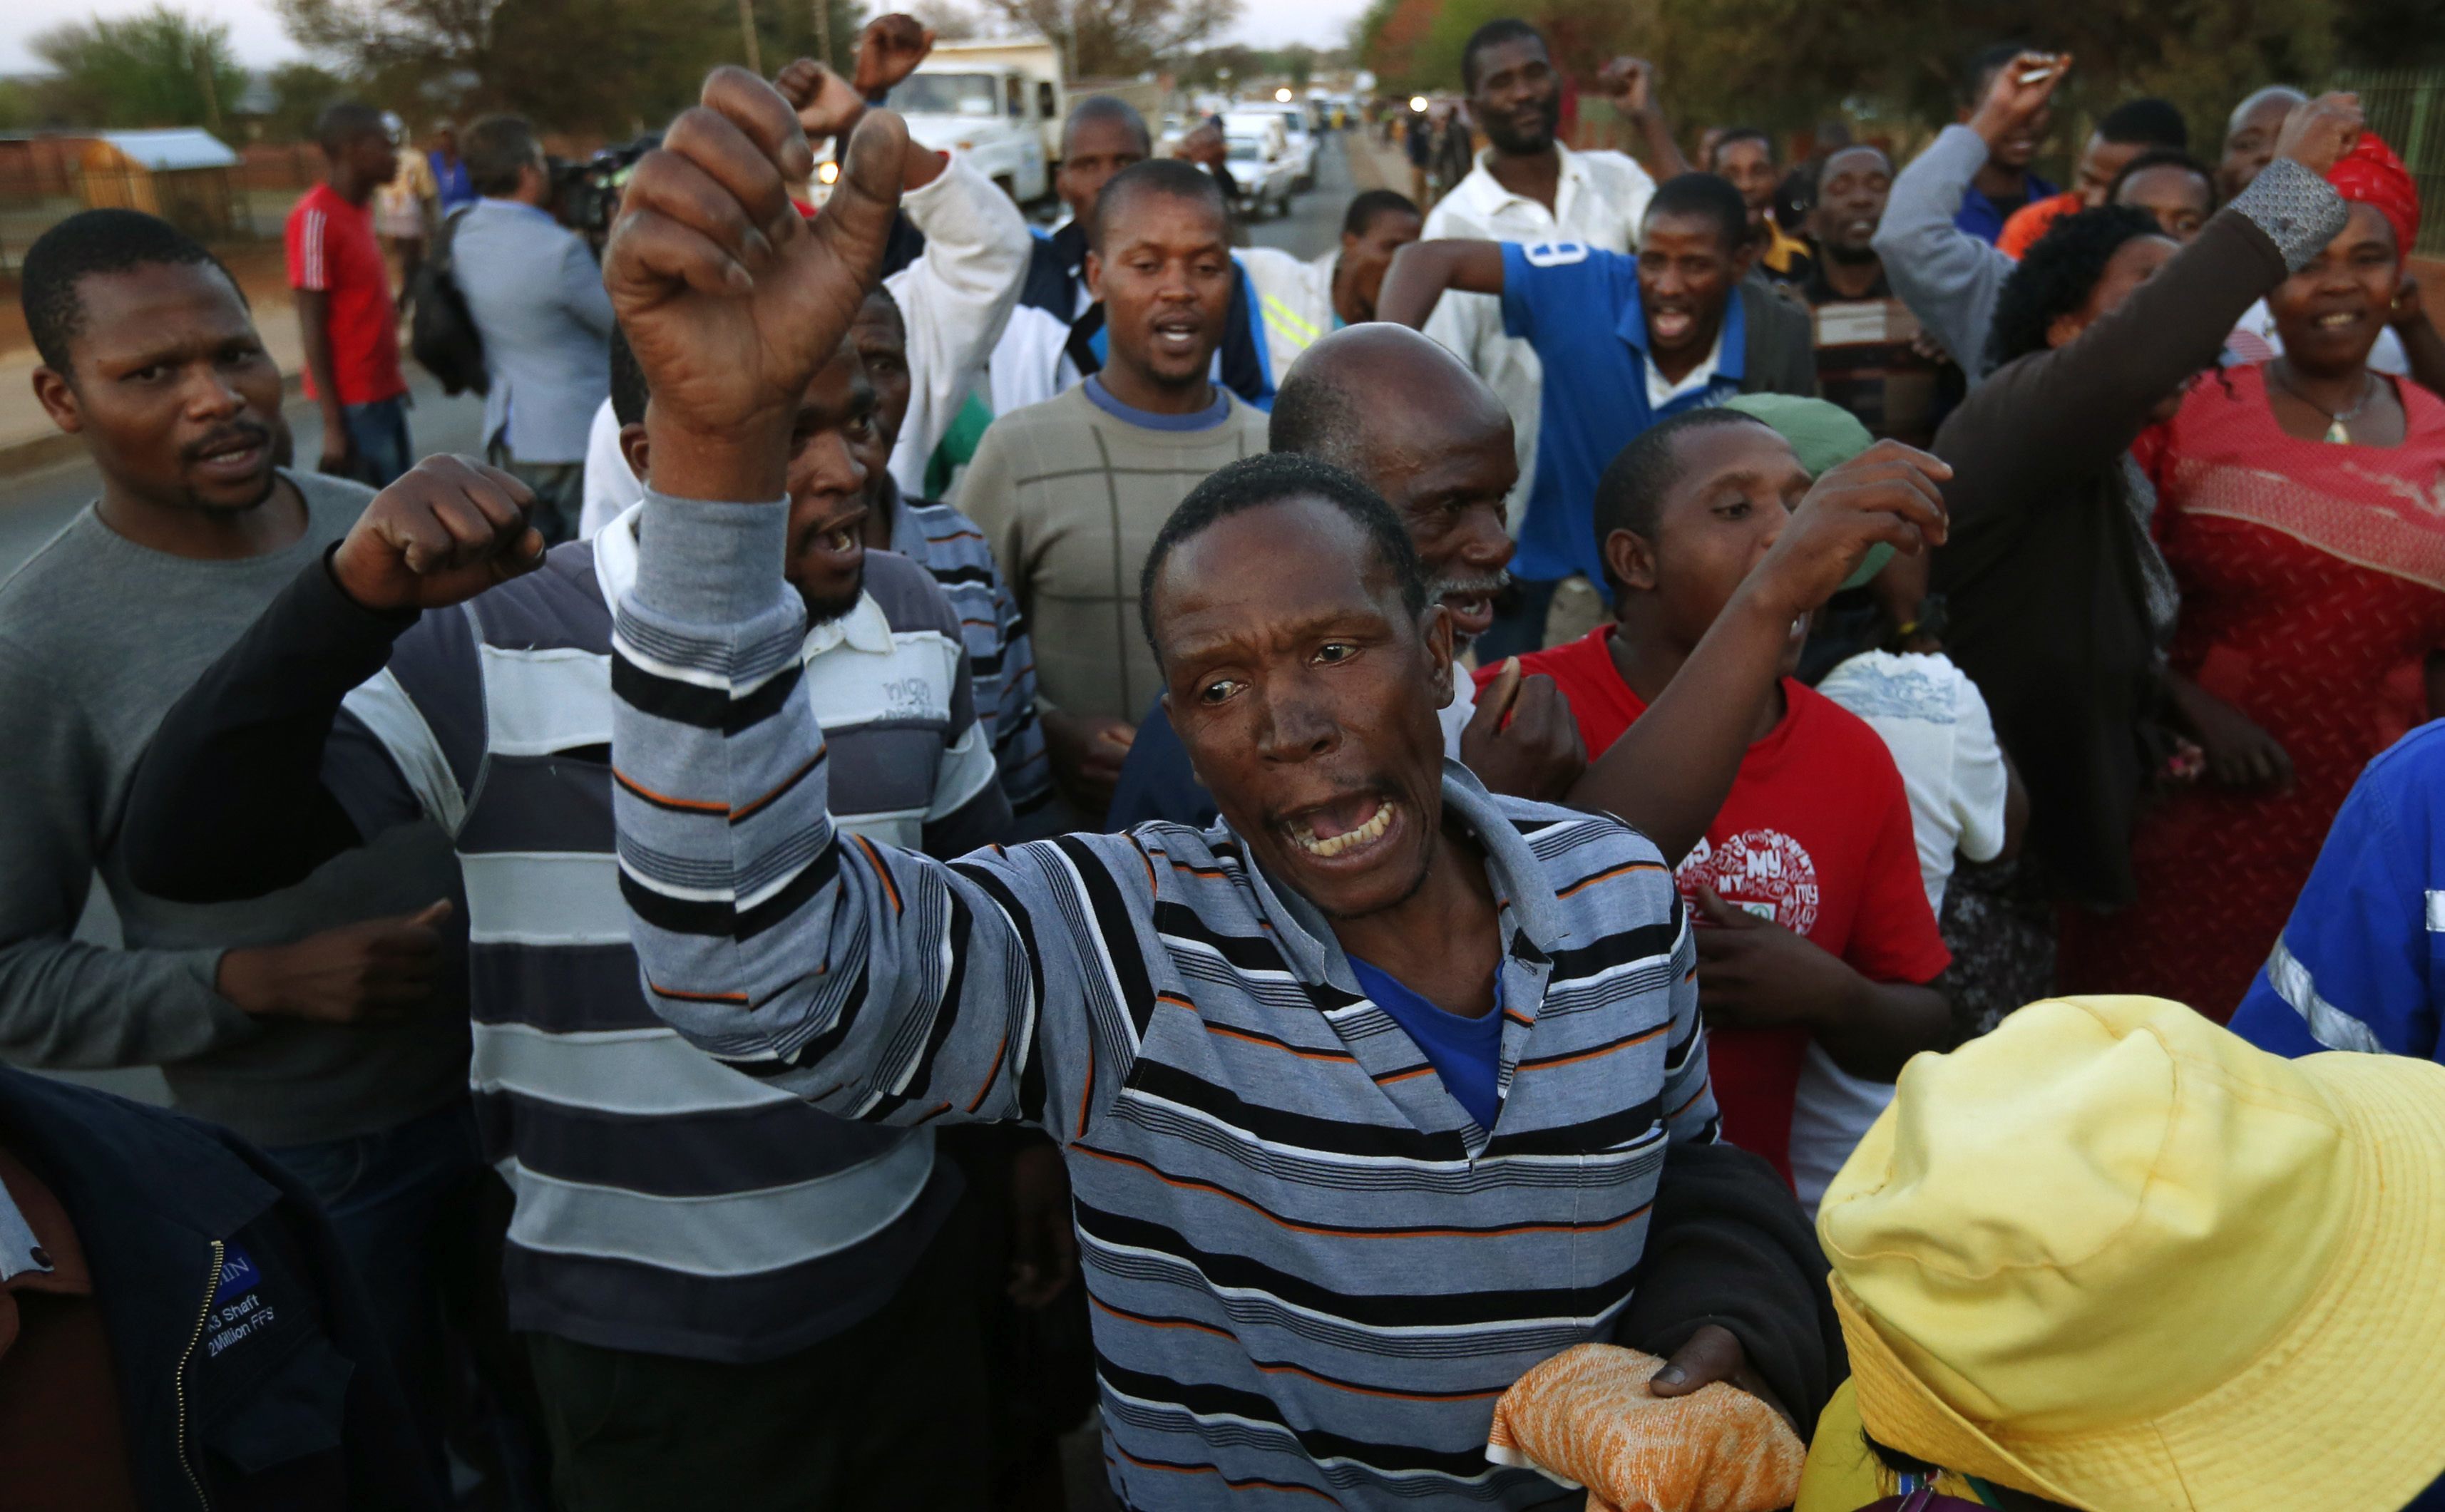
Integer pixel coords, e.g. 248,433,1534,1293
1722,394,1890,591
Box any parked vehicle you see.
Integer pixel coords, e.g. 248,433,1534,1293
1223,117,1296,220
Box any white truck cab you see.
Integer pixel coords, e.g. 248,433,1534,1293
883,40,1064,205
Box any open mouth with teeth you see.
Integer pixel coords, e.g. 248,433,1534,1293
2311,309,2366,330
189,428,271,480
1650,307,1698,344
1283,791,1400,861
1151,314,1206,359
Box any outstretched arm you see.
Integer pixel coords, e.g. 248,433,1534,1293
1567,441,1953,866
605,68,1125,1135
1376,239,1507,329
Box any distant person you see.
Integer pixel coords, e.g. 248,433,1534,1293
289,100,411,485
2218,83,2307,200
0,1065,444,1509
1420,20,1683,582
1873,50,2064,375
1405,103,1434,205
1994,96,2190,257
428,119,473,211
372,110,437,306
960,160,1269,822
1951,43,2059,242
1799,145,1957,448
451,113,616,543
2108,148,2218,241
1710,127,1815,284
1236,188,1423,378
4,207,486,1477
1382,171,1818,653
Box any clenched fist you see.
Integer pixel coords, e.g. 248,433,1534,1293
600,67,908,503
329,453,541,612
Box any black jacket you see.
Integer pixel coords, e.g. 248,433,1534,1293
0,1069,442,1511
1738,273,1820,399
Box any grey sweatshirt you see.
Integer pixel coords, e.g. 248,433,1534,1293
0,471,469,1147
1872,124,2017,379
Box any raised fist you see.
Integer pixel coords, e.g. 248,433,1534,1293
600,67,906,497
853,13,936,101
775,56,866,141
329,453,540,612
2273,92,2364,178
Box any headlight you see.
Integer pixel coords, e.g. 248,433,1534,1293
816,161,840,185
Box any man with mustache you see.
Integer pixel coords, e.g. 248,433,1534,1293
573,73,1902,1504
0,207,489,1473
123,317,1016,1505
957,158,1271,823
1379,171,1817,647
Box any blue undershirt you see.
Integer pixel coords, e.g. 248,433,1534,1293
1345,957,1504,1131
1081,374,1234,432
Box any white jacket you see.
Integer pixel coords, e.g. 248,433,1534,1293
1235,246,1340,384
576,152,1031,538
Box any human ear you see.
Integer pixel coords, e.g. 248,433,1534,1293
1603,528,1659,594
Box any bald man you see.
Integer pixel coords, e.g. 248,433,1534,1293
1107,324,1586,826
1110,323,1947,881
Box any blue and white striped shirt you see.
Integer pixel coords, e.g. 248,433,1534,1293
610,491,1718,1508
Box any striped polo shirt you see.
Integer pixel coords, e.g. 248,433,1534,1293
884,481,1053,824
326,508,1009,1362
610,493,1718,1507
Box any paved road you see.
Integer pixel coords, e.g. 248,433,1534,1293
1246,130,1360,264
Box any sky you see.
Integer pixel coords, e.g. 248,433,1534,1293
0,0,1365,75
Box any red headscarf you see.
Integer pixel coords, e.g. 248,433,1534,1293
2326,131,2421,257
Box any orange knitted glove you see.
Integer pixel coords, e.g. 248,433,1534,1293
1485,1343,1806,1512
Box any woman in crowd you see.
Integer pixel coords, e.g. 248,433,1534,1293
2060,137,2445,1015
1926,92,2360,1026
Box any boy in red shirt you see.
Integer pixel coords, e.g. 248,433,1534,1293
1492,408,1952,1186
287,101,411,486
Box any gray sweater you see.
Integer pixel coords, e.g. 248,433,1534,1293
1872,124,2016,379
0,471,469,1147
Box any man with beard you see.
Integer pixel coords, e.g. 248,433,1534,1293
1380,172,1817,647
123,319,1013,1508
1799,146,1957,448
0,208,486,1475
579,73,1892,1502
958,158,1271,823
1236,189,1425,381
1420,19,1685,654
1106,322,1586,828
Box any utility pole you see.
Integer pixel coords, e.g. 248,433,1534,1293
814,0,834,69
193,46,223,135
739,0,764,75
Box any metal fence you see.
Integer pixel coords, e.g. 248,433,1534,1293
2335,67,2445,259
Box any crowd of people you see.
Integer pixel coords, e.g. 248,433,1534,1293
1,11,2443,1511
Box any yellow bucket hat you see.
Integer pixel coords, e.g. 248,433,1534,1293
1818,995,2445,1511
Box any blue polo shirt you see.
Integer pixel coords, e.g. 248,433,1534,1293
2232,720,2445,1065
1499,240,1746,590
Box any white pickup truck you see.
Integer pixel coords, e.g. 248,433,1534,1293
881,38,1065,203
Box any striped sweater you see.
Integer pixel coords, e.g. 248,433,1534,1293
610,492,1719,1508
333,526,1007,1362
884,481,1053,823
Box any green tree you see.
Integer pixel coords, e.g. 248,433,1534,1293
978,0,1239,78
30,6,249,130
262,61,354,140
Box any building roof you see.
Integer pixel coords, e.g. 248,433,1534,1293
96,129,238,172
